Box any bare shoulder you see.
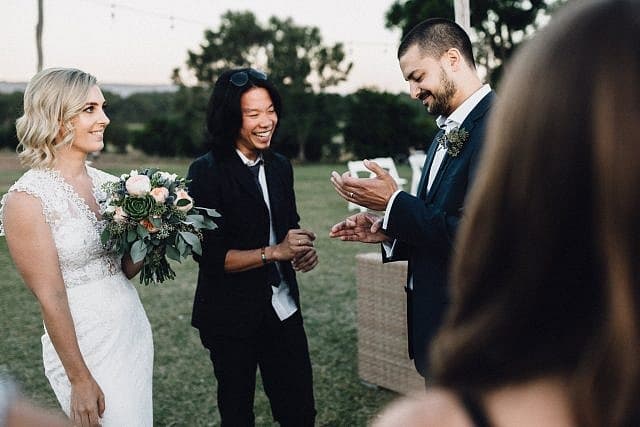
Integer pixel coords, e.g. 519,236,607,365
371,388,474,427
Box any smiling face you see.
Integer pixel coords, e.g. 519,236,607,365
234,87,278,160
399,44,457,117
68,85,110,154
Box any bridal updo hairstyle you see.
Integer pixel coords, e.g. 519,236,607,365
430,0,640,426
16,67,98,169
204,68,282,154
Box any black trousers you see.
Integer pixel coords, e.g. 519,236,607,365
200,309,316,427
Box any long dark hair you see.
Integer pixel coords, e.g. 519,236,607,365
430,1,640,426
205,68,283,155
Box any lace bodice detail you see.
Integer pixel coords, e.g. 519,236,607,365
0,166,121,288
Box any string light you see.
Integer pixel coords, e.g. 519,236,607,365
81,0,396,47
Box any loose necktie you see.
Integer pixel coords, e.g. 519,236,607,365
247,161,281,287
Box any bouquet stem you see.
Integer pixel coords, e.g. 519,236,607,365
139,247,176,285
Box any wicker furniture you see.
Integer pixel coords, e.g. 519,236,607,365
356,252,425,394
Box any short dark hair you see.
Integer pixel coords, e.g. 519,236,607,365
205,68,283,154
398,18,475,69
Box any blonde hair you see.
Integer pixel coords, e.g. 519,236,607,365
15,68,97,169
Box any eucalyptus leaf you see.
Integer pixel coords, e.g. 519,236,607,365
165,244,181,262
130,240,148,263
127,229,138,243
191,238,202,256
137,224,149,239
178,231,199,247
100,228,111,245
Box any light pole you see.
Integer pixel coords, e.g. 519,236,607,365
453,0,471,34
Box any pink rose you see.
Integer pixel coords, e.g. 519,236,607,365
150,187,169,204
113,206,127,222
140,218,159,233
125,175,151,196
174,189,194,212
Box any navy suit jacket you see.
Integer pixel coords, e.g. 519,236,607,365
186,149,302,337
383,91,495,376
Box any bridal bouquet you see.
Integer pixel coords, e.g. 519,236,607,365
100,168,219,285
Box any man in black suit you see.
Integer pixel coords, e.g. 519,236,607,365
330,18,494,378
187,68,318,426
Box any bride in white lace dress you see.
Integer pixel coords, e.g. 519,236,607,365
0,68,153,427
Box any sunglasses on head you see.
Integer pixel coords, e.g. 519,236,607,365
229,69,268,87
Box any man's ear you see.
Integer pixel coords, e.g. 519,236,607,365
444,48,463,71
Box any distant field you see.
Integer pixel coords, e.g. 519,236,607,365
0,151,415,426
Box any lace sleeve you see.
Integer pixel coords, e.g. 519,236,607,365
0,193,8,236
0,170,58,237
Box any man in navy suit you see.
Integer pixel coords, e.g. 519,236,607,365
330,18,494,378
187,68,318,426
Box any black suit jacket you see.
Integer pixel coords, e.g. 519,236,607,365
383,91,495,376
187,149,302,337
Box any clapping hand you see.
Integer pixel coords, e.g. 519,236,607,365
330,159,398,212
329,212,388,244
274,228,319,272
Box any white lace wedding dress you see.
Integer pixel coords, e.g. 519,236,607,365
0,165,153,426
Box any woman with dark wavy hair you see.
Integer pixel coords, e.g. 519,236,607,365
374,0,640,426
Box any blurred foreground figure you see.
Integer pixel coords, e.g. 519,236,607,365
373,0,640,426
1,376,70,427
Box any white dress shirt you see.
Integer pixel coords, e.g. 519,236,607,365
237,149,298,321
381,84,492,288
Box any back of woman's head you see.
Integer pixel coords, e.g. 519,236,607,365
431,0,640,425
16,67,97,169
205,68,282,154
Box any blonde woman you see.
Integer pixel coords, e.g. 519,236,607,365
0,68,153,427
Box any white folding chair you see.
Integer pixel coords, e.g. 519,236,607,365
345,157,408,212
370,157,408,191
408,152,427,195
346,160,370,212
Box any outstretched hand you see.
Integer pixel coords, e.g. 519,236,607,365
329,212,388,244
330,159,398,211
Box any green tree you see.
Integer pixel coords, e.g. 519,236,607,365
385,0,564,83
173,11,352,161
344,89,436,160
0,92,23,150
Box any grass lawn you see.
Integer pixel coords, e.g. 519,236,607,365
0,151,413,426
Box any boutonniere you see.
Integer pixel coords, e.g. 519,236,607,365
437,127,470,157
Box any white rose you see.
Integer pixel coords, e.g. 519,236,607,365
125,175,151,196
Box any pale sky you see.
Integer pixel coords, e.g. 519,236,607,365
1,0,409,94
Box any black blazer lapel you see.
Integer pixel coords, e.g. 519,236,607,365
417,129,444,199
263,152,287,235
229,152,268,205
425,91,495,203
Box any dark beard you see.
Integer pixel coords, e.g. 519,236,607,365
425,68,456,116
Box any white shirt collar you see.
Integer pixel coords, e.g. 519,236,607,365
436,83,492,131
236,149,263,167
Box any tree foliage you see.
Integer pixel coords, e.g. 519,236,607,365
173,11,352,161
385,0,564,83
344,89,436,160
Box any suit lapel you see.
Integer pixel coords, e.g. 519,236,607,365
417,129,444,200
263,152,284,231
425,92,495,202
228,152,267,204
